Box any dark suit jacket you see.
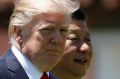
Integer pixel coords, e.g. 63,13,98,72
0,49,58,79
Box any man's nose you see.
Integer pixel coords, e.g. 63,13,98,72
50,30,62,45
77,42,90,54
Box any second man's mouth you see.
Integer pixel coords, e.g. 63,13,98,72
74,58,88,64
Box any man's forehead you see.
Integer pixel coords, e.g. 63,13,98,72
32,13,69,25
69,22,89,30
69,24,82,31
69,24,90,36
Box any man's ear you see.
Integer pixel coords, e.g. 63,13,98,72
14,26,23,44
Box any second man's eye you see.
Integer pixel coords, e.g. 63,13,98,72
67,34,78,40
85,38,91,42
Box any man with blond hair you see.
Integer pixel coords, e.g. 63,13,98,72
0,0,79,79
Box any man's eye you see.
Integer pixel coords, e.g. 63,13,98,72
67,37,78,41
85,38,91,42
41,28,53,33
71,38,78,40
84,38,91,45
60,29,67,34
67,33,78,40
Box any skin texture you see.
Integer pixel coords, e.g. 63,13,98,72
14,12,69,72
51,19,93,79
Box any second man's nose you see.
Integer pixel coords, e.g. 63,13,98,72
77,42,90,54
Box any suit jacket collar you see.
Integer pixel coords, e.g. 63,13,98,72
5,49,29,79
5,49,20,72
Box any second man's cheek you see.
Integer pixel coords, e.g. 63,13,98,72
65,40,72,48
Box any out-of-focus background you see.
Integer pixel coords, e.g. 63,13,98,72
0,0,120,79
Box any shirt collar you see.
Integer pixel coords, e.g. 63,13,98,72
11,46,49,79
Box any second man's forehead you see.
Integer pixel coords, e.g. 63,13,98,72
68,24,90,37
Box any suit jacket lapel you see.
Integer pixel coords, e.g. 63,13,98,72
5,49,29,79
49,72,59,79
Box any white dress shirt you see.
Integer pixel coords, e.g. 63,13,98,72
11,46,49,79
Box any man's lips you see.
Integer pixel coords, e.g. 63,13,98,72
46,49,61,56
74,58,88,64
46,49,60,52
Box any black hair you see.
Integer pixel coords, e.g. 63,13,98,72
72,8,87,21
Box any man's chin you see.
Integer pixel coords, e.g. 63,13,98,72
42,63,59,72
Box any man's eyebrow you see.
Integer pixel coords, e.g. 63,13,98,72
37,23,54,29
45,21,68,28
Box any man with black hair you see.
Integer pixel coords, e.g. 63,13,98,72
51,9,93,79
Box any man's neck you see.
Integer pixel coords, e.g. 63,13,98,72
51,67,81,79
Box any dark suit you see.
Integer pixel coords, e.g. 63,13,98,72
0,49,58,79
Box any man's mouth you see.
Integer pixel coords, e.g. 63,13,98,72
46,49,61,56
74,58,88,64
47,50,59,52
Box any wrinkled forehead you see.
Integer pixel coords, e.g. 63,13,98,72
34,12,70,22
29,12,70,26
